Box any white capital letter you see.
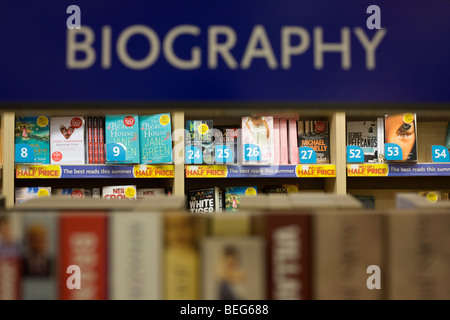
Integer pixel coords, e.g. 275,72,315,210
164,25,201,70
241,25,278,69
281,27,310,69
314,27,351,70
354,27,387,70
208,26,238,69
66,26,96,69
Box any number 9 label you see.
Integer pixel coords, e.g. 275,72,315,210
107,143,126,162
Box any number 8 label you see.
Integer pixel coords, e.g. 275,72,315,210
15,144,34,163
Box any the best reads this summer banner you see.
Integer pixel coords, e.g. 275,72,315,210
0,0,449,103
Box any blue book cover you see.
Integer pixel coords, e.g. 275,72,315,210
139,113,173,164
185,120,214,164
225,186,257,212
105,115,140,163
15,116,50,164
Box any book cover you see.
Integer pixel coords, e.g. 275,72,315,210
185,120,214,164
225,186,257,212
187,187,222,213
109,211,162,300
263,184,298,195
288,119,299,164
384,113,418,162
22,212,58,300
50,116,85,164
105,114,140,164
87,117,93,164
214,125,241,164
273,119,280,164
93,117,99,164
139,113,173,164
53,188,86,199
15,115,50,164
445,122,450,153
353,195,376,209
242,116,275,164
377,117,385,163
202,237,266,300
265,212,311,300
312,212,383,300
58,212,108,300
164,213,200,300
297,120,330,164
15,187,51,204
136,188,165,200
102,185,137,200
279,119,288,164
346,121,378,163
0,214,22,300
92,188,101,199
98,117,105,164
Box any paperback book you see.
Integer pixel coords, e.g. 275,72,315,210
297,120,330,164
50,116,85,164
346,121,378,163
136,188,165,200
185,120,214,164
15,116,50,164
214,125,241,164
105,115,140,164
384,113,418,162
187,187,222,213
102,185,137,200
53,188,86,199
242,116,275,164
15,187,51,204
224,186,257,212
140,113,173,164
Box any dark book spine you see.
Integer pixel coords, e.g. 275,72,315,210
93,117,99,164
87,117,93,164
98,117,105,164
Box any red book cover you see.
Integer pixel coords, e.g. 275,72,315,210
58,212,108,300
265,212,311,300
98,117,105,164
93,117,99,164
87,117,93,164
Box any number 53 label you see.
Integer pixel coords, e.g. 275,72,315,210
384,143,403,161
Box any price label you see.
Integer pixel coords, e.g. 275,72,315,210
106,143,126,162
346,145,364,163
431,145,450,163
185,146,203,164
15,144,35,163
298,147,317,164
385,143,403,161
214,145,233,164
244,144,261,162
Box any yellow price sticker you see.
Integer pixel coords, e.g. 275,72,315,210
37,188,50,197
37,116,49,127
245,187,257,196
198,123,209,135
159,114,170,126
426,192,438,203
403,113,414,124
125,187,136,199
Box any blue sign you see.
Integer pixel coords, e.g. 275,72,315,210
185,146,203,164
299,147,317,164
0,1,449,104
385,143,403,161
346,145,364,163
432,145,450,163
244,144,262,162
15,144,35,163
214,145,233,164
106,143,127,162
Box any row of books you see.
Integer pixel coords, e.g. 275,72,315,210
1,208,449,300
14,186,171,204
15,113,173,165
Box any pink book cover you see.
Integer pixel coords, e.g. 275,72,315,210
241,116,274,164
280,119,289,164
273,119,280,164
288,119,299,164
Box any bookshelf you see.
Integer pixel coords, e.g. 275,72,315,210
1,108,449,210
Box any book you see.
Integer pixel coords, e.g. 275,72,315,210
288,119,299,164
58,211,108,300
279,118,288,164
225,186,258,212
164,213,200,300
297,120,330,164
263,184,299,195
187,187,222,213
15,115,50,164
0,214,22,300
105,114,140,164
102,185,137,200
109,211,162,300
86,117,94,164
15,187,51,204
273,119,280,164
384,113,418,162
377,117,385,163
53,188,86,199
214,125,241,164
93,117,99,164
98,117,105,164
50,116,85,164
201,237,266,300
185,120,214,164
242,116,275,164
353,195,376,209
137,188,165,200
445,122,450,153
265,212,311,300
346,121,378,163
139,113,173,164
22,212,58,300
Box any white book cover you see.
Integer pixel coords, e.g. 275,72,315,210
137,188,165,200
50,116,85,164
15,187,51,204
102,185,137,200
109,212,162,300
377,117,385,163
241,116,274,164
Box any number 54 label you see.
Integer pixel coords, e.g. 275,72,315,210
432,145,450,162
